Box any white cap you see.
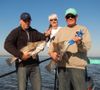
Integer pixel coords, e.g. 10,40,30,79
48,14,58,21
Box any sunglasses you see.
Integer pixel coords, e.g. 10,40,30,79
50,19,57,21
66,15,76,19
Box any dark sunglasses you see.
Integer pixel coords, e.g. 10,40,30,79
66,15,76,19
50,19,57,21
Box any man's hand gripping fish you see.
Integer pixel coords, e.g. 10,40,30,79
45,30,83,72
6,41,46,65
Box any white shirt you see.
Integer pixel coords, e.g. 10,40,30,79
47,26,62,47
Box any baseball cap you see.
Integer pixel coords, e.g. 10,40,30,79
48,14,58,21
65,8,77,17
20,12,31,21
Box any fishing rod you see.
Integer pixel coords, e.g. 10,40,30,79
0,57,51,78
39,57,51,64
0,70,16,78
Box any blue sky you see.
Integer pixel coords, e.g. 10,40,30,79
0,0,100,57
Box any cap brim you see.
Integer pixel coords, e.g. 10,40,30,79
22,19,31,22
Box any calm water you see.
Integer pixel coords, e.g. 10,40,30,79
0,56,100,90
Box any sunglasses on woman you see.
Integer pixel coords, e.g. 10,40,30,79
50,18,57,21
